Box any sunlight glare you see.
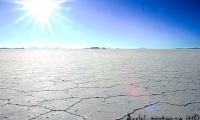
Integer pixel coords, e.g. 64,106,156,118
6,0,79,48
24,0,57,22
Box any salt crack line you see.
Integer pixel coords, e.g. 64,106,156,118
116,101,160,120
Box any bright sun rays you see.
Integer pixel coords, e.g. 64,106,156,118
8,0,71,47
23,0,57,22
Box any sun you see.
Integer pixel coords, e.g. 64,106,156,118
5,0,80,47
17,0,62,23
6,0,73,47
8,0,77,30
10,0,69,26
24,0,56,22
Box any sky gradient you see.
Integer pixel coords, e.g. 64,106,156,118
0,0,200,48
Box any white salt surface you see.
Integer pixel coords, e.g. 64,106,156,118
0,49,199,120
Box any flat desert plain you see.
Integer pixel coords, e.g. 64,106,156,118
0,49,199,120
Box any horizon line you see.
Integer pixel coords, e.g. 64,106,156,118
0,47,200,50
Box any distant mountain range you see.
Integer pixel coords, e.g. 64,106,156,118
85,47,107,49
0,47,25,49
29,47,62,49
1,47,199,50
175,47,200,49
138,47,147,49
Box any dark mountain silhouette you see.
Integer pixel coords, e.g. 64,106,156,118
90,47,100,49
176,47,200,49
138,47,147,49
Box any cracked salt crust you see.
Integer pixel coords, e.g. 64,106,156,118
0,49,199,120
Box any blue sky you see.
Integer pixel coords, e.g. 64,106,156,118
0,0,200,48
